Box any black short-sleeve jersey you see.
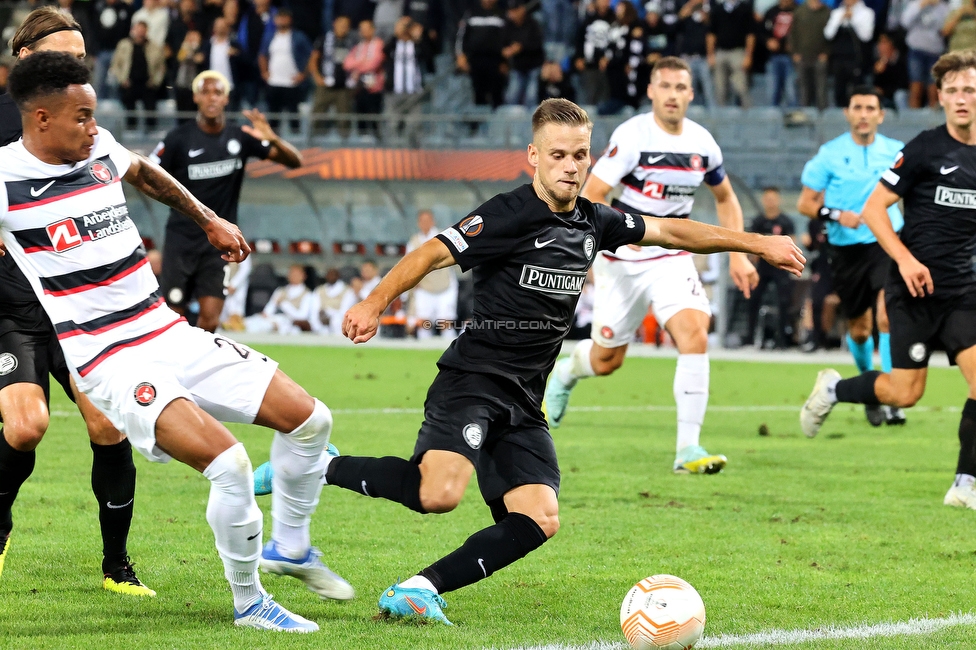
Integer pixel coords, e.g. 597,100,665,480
880,125,976,294
434,183,646,395
150,122,271,244
0,93,41,304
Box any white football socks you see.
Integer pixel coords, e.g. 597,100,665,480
557,338,596,387
674,354,710,453
400,575,438,594
203,442,264,612
271,399,332,560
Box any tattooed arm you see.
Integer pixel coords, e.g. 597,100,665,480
123,150,250,262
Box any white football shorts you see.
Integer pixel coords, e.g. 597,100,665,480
74,321,278,463
591,252,711,348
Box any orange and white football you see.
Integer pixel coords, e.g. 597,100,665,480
620,575,706,650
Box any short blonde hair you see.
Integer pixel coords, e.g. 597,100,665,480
531,98,592,135
191,70,231,95
932,48,976,89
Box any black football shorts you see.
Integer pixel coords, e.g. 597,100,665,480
411,368,560,506
886,289,976,369
0,305,74,408
828,242,891,320
161,232,227,307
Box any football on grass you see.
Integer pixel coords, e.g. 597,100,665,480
620,575,706,650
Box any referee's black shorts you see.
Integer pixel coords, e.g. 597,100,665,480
886,287,976,369
0,303,74,411
827,242,891,319
161,230,227,308
411,368,560,508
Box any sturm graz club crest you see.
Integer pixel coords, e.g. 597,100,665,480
462,423,484,449
583,234,595,260
0,353,18,376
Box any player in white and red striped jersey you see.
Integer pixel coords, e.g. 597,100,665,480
545,57,760,476
0,51,351,632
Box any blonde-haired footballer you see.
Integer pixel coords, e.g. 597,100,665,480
149,70,303,332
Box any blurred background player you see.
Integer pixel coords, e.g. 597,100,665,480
150,70,302,333
801,50,976,509
244,264,314,334
406,209,458,339
0,6,152,597
544,57,759,475
747,187,797,349
797,86,906,427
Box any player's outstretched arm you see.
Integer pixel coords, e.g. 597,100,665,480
242,108,303,168
861,182,933,297
343,238,457,344
123,150,250,262
640,216,806,276
709,176,759,297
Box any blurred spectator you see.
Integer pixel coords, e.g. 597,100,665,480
404,0,444,50
406,210,458,339
204,17,244,110
502,0,545,107
747,187,796,348
110,21,166,128
789,0,829,110
943,0,976,52
542,0,577,61
599,0,644,115
375,0,403,40
763,0,795,107
260,8,311,131
824,0,874,108
219,257,252,332
538,60,576,101
873,32,908,109
339,260,381,316
131,0,170,45
238,0,277,108
337,0,378,27
174,30,206,117
56,0,96,58
675,0,715,108
655,0,684,29
93,0,132,98
641,5,674,69
902,0,950,108
311,267,347,335
574,0,614,106
166,0,204,89
384,16,429,143
799,219,838,352
200,0,226,35
291,0,325,43
457,0,507,109
345,19,386,135
707,0,755,107
245,264,314,334
310,15,355,136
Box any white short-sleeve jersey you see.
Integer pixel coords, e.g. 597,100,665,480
590,113,726,262
0,128,182,378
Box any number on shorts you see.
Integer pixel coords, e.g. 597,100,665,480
214,336,250,359
222,264,231,297
688,277,703,297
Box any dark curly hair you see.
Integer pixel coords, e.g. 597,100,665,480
8,50,90,112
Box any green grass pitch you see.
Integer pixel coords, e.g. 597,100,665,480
2,346,975,649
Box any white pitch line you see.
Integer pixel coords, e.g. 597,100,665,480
497,613,976,650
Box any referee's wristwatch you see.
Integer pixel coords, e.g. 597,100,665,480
818,206,841,222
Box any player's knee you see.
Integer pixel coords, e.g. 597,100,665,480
592,350,625,375
3,412,49,451
419,482,465,513
84,413,124,446
891,385,924,408
532,512,559,539
287,399,332,446
196,314,220,333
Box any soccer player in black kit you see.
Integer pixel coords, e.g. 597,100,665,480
801,50,976,511
333,99,805,623
0,7,153,596
150,70,302,332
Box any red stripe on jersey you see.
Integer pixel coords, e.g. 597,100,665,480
57,297,167,340
7,176,120,212
76,316,185,377
42,256,149,297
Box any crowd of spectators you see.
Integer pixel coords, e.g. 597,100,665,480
3,0,967,128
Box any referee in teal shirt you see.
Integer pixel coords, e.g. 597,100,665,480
798,86,907,427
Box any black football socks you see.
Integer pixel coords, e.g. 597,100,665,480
419,512,548,594
91,439,136,572
834,370,882,405
0,430,35,536
956,399,976,479
326,455,427,514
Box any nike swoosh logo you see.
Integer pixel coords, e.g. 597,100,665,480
404,596,427,615
361,480,371,497
941,165,959,174
534,237,556,248
247,532,261,541
188,148,205,158
30,180,56,197
478,558,487,577
106,498,133,509
646,154,667,164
